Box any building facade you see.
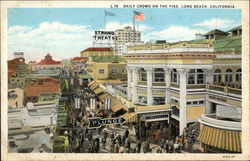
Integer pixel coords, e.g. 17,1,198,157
125,25,242,152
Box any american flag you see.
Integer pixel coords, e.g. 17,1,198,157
134,11,144,21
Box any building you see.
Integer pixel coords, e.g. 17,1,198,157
197,25,242,153
125,25,241,138
8,62,29,89
8,57,26,82
24,77,60,103
28,61,37,72
114,26,141,56
80,47,114,57
86,56,127,81
35,53,62,70
71,57,89,73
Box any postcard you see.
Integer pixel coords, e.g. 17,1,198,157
1,0,249,161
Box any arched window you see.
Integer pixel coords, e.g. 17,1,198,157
236,68,242,82
171,69,178,83
225,69,232,83
213,69,221,83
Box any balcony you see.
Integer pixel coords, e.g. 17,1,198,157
208,84,242,97
200,114,241,130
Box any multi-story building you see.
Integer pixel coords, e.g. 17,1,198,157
114,26,141,56
197,25,242,153
124,26,242,151
80,47,114,57
87,56,127,81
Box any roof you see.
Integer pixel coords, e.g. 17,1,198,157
81,47,112,52
204,29,228,36
228,25,242,32
214,37,241,52
37,59,61,65
72,57,89,61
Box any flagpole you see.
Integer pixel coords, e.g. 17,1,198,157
104,10,106,31
133,11,135,51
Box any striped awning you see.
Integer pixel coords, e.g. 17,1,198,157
89,82,99,90
93,88,105,95
99,93,109,100
198,125,241,152
111,99,124,113
88,81,95,87
121,112,137,123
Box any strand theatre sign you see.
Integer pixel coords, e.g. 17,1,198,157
88,117,126,128
93,31,116,41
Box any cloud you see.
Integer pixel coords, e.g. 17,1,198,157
144,26,208,42
105,21,151,32
193,18,238,30
8,22,93,61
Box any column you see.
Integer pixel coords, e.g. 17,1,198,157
177,68,189,136
132,67,139,104
204,68,213,114
127,66,132,100
204,68,213,84
146,67,153,105
164,68,171,104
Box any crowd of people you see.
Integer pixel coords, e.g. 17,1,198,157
64,78,198,153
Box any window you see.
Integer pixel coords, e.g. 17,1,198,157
213,69,222,83
138,96,147,104
187,101,192,105
236,68,242,82
99,69,104,74
153,97,165,105
187,69,204,84
111,69,118,74
225,69,232,83
199,100,204,104
171,69,178,83
188,69,195,84
154,68,164,82
140,68,147,81
193,101,198,105
197,69,204,84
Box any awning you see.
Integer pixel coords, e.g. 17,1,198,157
136,104,171,113
88,81,95,87
99,93,109,100
89,82,99,90
198,125,241,152
111,99,124,113
93,88,105,95
121,112,136,123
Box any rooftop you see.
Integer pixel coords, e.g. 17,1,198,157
204,29,228,36
81,47,113,53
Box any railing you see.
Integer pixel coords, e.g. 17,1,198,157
208,84,242,96
171,83,179,88
187,84,206,89
200,114,241,130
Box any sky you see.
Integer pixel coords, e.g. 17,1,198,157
8,8,241,62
